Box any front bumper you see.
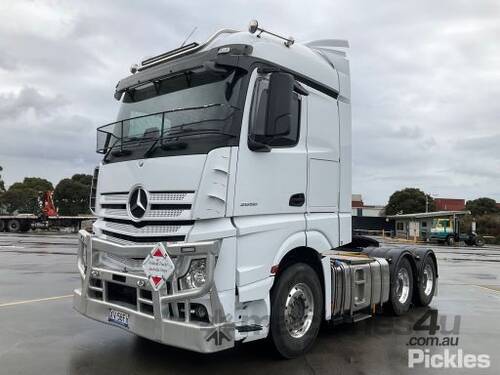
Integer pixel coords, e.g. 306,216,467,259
73,230,234,353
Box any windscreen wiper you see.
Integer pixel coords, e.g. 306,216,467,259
103,138,138,161
143,129,236,158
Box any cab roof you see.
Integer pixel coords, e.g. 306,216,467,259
116,26,350,101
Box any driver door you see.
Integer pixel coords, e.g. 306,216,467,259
233,70,308,217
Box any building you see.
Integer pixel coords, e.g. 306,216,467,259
434,198,465,211
387,210,470,240
351,194,392,234
351,194,384,217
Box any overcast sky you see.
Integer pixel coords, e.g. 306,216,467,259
0,0,499,204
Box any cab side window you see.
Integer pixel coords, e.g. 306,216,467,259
250,75,301,147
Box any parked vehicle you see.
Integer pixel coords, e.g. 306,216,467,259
429,217,485,247
0,191,92,233
73,21,438,358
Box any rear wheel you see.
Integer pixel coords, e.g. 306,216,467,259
7,219,21,233
270,263,323,358
388,257,414,315
0,220,5,232
475,236,485,247
415,257,436,306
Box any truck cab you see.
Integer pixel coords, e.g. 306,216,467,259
74,22,437,358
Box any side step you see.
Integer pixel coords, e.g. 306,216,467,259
345,313,371,323
329,313,372,326
236,324,263,333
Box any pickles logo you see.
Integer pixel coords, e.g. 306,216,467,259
407,310,490,369
409,349,490,369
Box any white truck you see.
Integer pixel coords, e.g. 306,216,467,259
73,21,438,358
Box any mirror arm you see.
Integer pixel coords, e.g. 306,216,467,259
294,81,309,96
248,136,271,152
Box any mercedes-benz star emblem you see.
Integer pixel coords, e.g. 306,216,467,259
129,187,148,219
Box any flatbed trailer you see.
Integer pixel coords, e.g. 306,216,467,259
0,214,94,233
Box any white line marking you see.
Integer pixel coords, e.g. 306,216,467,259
0,294,72,308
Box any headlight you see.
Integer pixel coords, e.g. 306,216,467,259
180,259,207,290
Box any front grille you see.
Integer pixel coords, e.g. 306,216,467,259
96,190,195,244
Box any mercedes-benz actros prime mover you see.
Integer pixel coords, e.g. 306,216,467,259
74,21,438,358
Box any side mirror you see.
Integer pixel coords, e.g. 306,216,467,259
265,72,294,137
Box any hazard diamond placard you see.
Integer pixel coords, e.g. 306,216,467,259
142,243,175,291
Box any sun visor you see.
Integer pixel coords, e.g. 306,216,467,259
114,44,253,100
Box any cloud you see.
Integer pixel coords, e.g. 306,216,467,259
0,0,498,204
0,87,68,119
0,87,99,185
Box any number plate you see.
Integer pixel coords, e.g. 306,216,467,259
108,309,129,328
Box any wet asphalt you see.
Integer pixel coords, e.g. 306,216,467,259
0,232,499,375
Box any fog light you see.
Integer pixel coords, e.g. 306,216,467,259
180,259,207,290
193,304,208,320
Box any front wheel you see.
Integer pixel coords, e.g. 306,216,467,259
270,263,323,358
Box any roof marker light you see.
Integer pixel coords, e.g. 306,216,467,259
217,46,231,54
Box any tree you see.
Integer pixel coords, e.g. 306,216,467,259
71,174,93,186
0,177,53,214
9,177,53,193
0,188,40,214
385,188,435,215
466,197,499,216
53,174,93,215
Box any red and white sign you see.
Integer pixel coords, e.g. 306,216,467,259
142,243,175,291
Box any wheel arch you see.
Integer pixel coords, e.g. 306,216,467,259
271,246,327,319
361,246,420,285
275,246,324,279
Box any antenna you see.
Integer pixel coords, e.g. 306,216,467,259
180,27,198,47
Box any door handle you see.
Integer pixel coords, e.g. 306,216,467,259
289,193,305,207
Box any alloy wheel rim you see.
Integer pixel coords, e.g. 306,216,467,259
396,268,410,304
284,283,314,338
423,263,434,296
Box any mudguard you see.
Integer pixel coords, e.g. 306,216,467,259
360,246,438,303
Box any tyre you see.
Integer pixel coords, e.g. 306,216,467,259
446,236,455,246
415,257,436,307
475,236,485,247
270,263,323,358
0,220,5,232
7,219,21,233
388,257,414,315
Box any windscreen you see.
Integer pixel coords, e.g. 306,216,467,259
97,67,246,162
